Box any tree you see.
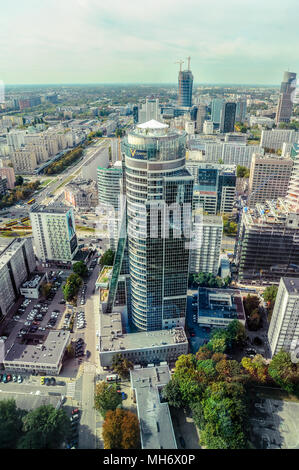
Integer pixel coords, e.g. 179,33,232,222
102,409,140,449
94,381,122,418
162,378,185,408
100,249,115,267
263,285,278,304
62,273,82,301
15,175,24,186
268,350,299,394
72,261,88,278
112,353,133,379
18,405,71,449
0,399,24,449
236,165,250,178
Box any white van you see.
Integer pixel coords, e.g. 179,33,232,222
106,374,119,382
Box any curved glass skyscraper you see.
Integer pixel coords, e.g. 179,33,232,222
122,120,194,331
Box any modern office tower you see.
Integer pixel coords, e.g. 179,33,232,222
268,277,299,357
220,102,237,133
235,100,247,122
186,161,236,214
276,71,297,125
132,105,139,124
97,161,123,250
260,129,299,152
177,60,193,108
235,199,299,282
211,98,225,124
29,204,78,262
0,238,36,318
196,105,207,132
189,213,223,275
286,144,299,212
248,153,293,207
122,120,194,331
138,98,162,124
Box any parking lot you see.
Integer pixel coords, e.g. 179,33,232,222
249,392,299,449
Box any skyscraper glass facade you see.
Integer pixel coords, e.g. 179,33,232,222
122,121,194,331
178,70,193,108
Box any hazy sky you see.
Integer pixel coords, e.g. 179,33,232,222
1,0,298,85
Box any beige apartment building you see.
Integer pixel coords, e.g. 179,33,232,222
248,154,293,207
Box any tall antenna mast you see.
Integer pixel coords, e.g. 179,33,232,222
186,56,191,71
174,60,184,72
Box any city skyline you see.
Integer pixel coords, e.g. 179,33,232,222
1,0,298,85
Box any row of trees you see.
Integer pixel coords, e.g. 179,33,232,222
162,320,299,448
262,285,278,322
62,273,82,302
189,272,231,289
45,147,83,175
0,180,40,209
94,382,140,449
100,249,115,267
0,401,71,449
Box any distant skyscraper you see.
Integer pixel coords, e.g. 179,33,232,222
211,98,225,124
177,58,193,108
138,98,162,124
236,100,247,122
122,120,194,331
276,71,297,125
196,105,207,133
220,102,237,133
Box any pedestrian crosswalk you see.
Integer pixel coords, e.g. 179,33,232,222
66,381,76,398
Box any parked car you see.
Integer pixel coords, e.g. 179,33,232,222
17,376,23,383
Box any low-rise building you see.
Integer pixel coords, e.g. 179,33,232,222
3,330,70,375
64,179,98,209
197,287,246,328
20,272,46,299
99,311,188,367
130,365,177,449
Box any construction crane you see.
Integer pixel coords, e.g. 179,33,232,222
174,60,184,72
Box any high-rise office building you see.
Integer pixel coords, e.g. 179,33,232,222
248,153,293,207
177,59,193,108
235,199,299,282
235,100,247,122
268,277,299,357
276,71,297,125
220,102,237,133
97,162,123,250
211,98,225,124
121,120,194,331
138,98,162,124
286,144,299,212
30,204,78,262
196,105,207,133
186,161,236,214
189,213,223,275
0,238,36,318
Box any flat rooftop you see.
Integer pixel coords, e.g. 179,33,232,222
100,312,188,353
21,272,45,289
0,238,29,269
198,287,246,322
4,330,70,366
30,204,70,214
282,277,299,294
130,365,177,449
